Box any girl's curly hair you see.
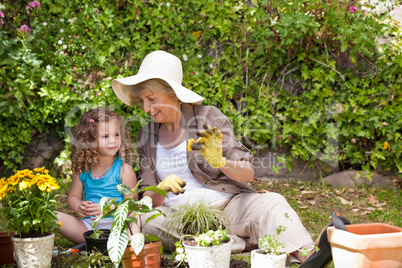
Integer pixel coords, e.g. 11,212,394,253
70,107,133,174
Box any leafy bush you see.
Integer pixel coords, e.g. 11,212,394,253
0,0,401,178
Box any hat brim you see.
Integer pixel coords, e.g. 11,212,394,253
112,73,205,107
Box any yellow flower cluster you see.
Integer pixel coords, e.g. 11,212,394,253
0,167,60,200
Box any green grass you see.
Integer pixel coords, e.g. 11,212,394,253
48,177,401,267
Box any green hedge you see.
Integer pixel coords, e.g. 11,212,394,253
0,0,401,177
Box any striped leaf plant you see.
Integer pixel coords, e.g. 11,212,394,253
94,179,167,267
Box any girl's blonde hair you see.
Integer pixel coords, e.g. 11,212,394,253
70,107,133,174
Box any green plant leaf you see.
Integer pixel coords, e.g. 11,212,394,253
107,227,128,265
131,233,145,256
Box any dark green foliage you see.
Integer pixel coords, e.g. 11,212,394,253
0,0,400,177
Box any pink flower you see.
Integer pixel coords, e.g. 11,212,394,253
26,1,40,14
19,25,31,33
0,11,4,26
349,6,357,13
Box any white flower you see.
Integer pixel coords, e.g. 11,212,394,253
82,46,85,50
166,2,171,6
46,65,51,70
209,63,213,68
68,18,72,23
175,254,183,261
60,51,64,54
63,44,67,49
58,40,62,44
60,18,64,22
195,71,199,75
43,22,47,26
60,29,64,33
183,54,188,61
197,54,202,58
41,77,46,82
176,248,184,254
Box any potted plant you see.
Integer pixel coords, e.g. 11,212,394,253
166,199,228,237
83,226,111,256
0,214,14,266
0,167,61,268
94,179,167,268
251,234,287,268
251,218,319,268
175,227,233,268
168,200,232,268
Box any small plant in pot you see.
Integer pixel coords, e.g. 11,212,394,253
82,220,111,256
251,233,287,268
175,227,233,268
166,199,228,237
95,179,167,267
169,200,232,268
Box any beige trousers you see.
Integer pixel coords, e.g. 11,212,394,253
142,192,313,253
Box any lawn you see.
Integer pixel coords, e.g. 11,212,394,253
3,177,400,267
55,177,402,267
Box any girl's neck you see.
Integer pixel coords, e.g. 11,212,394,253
96,155,115,168
91,155,115,178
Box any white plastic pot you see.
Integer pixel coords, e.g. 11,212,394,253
183,238,233,268
251,249,287,268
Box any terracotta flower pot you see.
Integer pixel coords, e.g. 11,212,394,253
121,240,161,268
0,231,15,265
328,223,402,268
11,232,54,268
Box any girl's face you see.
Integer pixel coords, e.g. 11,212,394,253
97,118,121,158
137,89,180,124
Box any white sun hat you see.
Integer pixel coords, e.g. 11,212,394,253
112,50,205,106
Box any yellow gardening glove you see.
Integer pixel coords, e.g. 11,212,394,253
187,124,227,168
157,174,186,195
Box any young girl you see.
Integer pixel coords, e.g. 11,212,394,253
57,107,137,244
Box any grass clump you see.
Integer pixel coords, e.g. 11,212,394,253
166,199,228,236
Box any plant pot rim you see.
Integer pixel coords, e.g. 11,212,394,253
251,248,287,256
182,237,233,249
10,232,55,241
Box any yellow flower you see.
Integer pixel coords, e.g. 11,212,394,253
59,221,63,228
37,181,47,191
34,167,45,173
19,180,30,190
383,141,390,151
7,174,20,185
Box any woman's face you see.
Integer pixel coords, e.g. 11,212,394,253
137,89,181,124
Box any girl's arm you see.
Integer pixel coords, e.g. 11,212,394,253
120,162,137,198
67,173,87,218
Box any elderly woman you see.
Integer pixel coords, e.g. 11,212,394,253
111,50,333,266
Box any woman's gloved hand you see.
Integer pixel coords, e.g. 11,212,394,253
188,124,227,168
157,174,186,195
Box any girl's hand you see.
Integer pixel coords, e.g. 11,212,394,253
85,202,101,220
78,201,92,218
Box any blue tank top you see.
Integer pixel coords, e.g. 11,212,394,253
80,157,124,219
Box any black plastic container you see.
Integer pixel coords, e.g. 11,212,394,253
83,229,110,256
